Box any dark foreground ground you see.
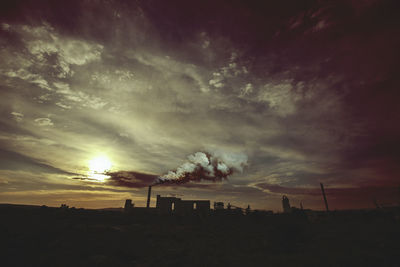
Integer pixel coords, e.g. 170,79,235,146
0,204,399,267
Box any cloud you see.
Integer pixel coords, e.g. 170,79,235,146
254,183,322,196
209,72,224,88
34,118,53,126
257,81,298,116
208,52,248,90
11,112,24,122
21,24,103,74
0,148,75,175
52,81,107,110
2,69,52,91
240,83,253,96
106,171,158,188
55,102,71,109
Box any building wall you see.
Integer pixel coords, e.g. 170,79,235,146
195,201,211,214
156,195,210,215
156,195,180,214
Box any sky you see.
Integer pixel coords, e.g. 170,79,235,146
0,0,399,211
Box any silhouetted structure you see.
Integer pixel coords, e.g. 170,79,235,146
214,202,224,210
282,195,291,213
146,185,152,208
245,205,251,215
320,183,329,211
227,204,244,215
2,202,399,266
156,195,210,215
124,199,134,212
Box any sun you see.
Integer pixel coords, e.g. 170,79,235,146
89,155,112,174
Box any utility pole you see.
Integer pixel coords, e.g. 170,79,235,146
146,185,152,208
320,183,329,212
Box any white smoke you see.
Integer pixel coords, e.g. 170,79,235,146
158,151,248,184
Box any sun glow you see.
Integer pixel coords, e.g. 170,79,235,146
88,155,112,181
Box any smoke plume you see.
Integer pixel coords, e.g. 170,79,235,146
154,151,248,185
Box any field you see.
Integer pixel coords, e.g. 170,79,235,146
1,204,399,267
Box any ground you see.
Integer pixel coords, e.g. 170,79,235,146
1,205,399,267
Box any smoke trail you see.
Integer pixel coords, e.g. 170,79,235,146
154,151,248,185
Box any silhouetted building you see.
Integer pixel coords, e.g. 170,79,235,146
156,195,210,215
282,195,291,213
232,207,243,215
146,186,152,208
124,199,134,212
156,195,177,213
214,202,224,210
245,205,251,215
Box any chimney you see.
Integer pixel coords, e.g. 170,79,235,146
320,183,329,212
282,195,291,213
146,185,152,208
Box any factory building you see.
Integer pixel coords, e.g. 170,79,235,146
127,186,257,216
143,185,210,215
156,195,210,215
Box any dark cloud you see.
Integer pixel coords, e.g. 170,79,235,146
0,148,76,175
104,169,219,189
106,171,158,188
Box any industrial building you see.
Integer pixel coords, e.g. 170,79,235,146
156,195,210,215
139,185,210,215
125,185,273,216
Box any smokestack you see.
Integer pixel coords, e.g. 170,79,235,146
146,185,152,208
320,183,329,212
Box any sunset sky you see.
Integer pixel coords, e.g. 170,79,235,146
0,0,399,211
